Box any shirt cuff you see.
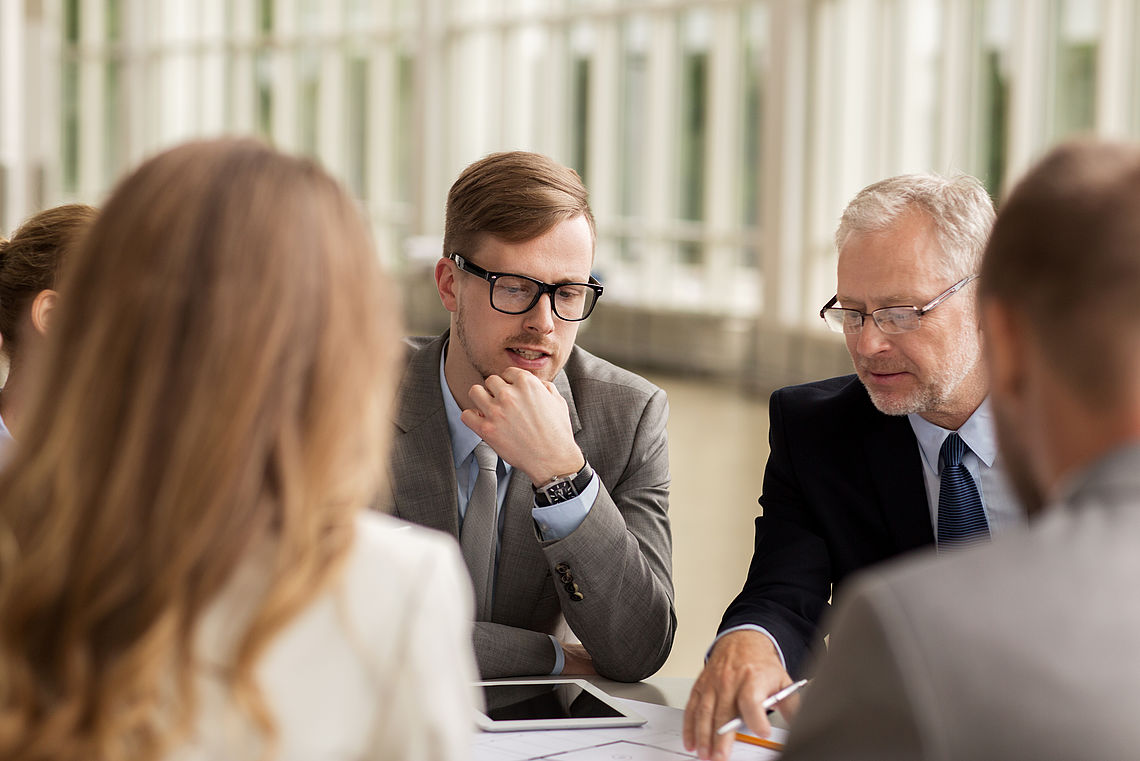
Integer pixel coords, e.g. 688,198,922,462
549,635,565,675
710,625,787,672
532,474,600,540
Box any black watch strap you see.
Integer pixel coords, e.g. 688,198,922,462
534,461,594,507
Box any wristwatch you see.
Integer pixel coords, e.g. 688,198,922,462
534,462,594,507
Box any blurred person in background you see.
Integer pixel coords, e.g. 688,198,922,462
0,203,97,446
0,138,477,761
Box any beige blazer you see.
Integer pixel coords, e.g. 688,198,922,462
170,512,479,761
782,443,1140,761
385,333,675,682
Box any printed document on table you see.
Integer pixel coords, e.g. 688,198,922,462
472,697,785,760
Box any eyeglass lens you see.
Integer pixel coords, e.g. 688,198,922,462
491,276,598,320
823,307,921,335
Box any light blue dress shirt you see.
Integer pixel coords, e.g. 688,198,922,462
907,397,1024,538
438,347,600,674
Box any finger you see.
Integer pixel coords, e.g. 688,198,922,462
737,676,777,739
482,374,508,393
466,383,494,411
682,680,715,752
711,728,739,761
776,692,803,722
459,408,489,438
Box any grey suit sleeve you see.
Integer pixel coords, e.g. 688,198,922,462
542,387,675,682
473,622,560,676
781,577,935,761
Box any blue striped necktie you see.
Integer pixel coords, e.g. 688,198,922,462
936,433,990,551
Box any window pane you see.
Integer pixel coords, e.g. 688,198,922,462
1052,0,1099,139
569,21,593,187
346,55,369,198
740,3,768,269
619,15,649,223
298,49,320,157
976,0,1012,197
678,9,711,265
395,50,414,204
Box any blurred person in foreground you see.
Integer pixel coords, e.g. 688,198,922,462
686,173,1025,760
0,203,97,446
782,139,1140,760
0,138,477,761
385,151,674,681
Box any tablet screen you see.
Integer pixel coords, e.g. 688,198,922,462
474,679,647,731
483,681,623,720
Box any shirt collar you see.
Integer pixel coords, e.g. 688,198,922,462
908,396,998,473
439,342,483,468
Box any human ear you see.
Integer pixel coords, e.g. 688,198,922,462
980,299,1025,402
435,258,460,313
30,289,59,336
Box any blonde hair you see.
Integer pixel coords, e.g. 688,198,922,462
0,139,399,760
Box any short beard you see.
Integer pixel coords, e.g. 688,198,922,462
453,304,497,382
452,304,561,383
857,339,983,421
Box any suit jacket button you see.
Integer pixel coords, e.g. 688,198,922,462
569,590,584,602
560,572,573,584
564,581,580,594
555,562,570,575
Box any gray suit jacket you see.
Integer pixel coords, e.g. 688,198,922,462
782,443,1140,761
384,333,675,682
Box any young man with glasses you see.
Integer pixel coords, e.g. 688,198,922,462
685,173,1025,761
385,151,675,682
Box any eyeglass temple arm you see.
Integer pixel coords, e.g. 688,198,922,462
819,295,839,319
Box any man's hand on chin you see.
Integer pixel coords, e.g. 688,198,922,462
461,367,584,484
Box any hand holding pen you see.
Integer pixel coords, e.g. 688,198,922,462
715,678,810,736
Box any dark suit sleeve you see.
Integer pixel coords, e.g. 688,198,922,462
717,388,833,679
538,386,675,682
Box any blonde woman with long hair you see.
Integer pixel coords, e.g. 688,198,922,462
0,139,477,761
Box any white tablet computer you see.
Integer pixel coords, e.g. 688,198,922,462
474,678,648,732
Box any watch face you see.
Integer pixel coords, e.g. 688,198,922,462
542,480,577,504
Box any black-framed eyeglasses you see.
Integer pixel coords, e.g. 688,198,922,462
448,253,604,322
819,274,978,335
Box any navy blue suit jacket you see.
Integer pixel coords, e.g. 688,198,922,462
718,374,935,678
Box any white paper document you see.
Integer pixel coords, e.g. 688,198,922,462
472,697,785,760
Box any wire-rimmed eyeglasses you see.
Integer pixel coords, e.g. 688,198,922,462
448,253,604,322
819,274,978,335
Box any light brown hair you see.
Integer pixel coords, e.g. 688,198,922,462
0,203,97,361
0,139,399,760
443,151,596,261
980,139,1140,408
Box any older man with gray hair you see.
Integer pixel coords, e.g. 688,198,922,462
684,172,1025,761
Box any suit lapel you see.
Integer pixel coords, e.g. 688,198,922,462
553,359,583,435
390,334,460,537
863,407,935,551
